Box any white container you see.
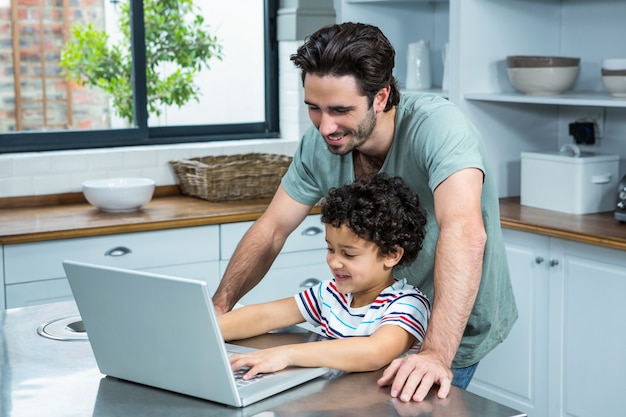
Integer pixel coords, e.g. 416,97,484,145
521,148,619,215
405,40,432,90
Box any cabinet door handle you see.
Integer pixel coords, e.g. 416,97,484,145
105,246,132,257
549,259,559,267
535,256,544,264
301,226,323,237
300,278,321,288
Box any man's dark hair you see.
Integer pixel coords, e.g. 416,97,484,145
320,173,427,267
290,22,400,111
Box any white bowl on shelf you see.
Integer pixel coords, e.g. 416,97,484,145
602,75,626,98
602,58,626,71
506,55,580,95
506,66,580,95
82,178,156,213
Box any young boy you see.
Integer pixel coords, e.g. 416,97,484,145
219,173,430,379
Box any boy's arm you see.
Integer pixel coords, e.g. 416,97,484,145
218,297,305,341
230,325,416,378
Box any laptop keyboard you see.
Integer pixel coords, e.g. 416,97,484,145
233,367,269,388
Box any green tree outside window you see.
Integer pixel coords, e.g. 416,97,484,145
60,0,223,124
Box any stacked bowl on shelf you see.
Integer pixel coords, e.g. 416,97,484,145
505,55,580,96
601,58,626,97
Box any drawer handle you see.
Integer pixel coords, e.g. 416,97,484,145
301,226,323,237
105,246,132,257
300,278,321,288
591,174,612,184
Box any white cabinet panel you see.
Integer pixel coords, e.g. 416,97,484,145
226,249,329,306
220,214,325,260
143,261,221,295
548,240,626,417
3,226,220,309
469,228,550,417
0,249,4,310
5,278,73,309
471,229,626,417
5,226,219,284
219,215,328,306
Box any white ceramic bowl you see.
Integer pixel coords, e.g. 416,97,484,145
506,66,580,95
82,178,156,213
507,55,580,68
602,75,626,98
602,58,626,71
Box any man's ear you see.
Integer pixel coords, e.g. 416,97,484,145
374,85,391,113
384,245,404,268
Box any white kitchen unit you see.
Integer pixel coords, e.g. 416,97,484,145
0,252,4,310
339,0,450,92
3,226,220,308
469,229,550,417
3,215,329,310
338,0,626,199
219,214,329,305
454,0,626,197
469,228,626,417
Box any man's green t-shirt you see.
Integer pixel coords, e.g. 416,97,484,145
281,93,518,367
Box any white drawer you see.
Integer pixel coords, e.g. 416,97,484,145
4,225,219,284
5,278,73,309
220,215,325,260
221,249,330,305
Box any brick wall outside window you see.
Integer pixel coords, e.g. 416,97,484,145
0,0,110,133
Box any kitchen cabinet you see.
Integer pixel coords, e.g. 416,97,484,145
454,0,626,198
468,228,626,417
0,253,4,310
2,215,328,310
339,0,450,93
3,226,220,308
338,0,626,199
468,229,550,416
219,214,329,305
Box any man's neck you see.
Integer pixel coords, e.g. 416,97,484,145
353,107,396,180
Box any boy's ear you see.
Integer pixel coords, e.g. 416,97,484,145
384,245,404,268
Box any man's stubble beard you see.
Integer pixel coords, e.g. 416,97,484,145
326,105,377,155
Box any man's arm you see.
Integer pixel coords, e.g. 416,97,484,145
377,168,486,401
212,185,313,315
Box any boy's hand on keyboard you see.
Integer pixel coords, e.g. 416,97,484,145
229,346,291,380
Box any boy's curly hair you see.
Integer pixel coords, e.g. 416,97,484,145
320,173,427,267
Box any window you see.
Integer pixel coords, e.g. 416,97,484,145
0,0,278,153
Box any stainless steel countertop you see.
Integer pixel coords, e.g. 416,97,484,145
1,302,526,417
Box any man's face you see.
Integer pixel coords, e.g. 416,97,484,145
303,74,378,155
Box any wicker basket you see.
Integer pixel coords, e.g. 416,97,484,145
169,153,293,201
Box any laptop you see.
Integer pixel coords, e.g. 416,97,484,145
62,260,329,407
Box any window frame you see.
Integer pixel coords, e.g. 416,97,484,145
0,0,279,154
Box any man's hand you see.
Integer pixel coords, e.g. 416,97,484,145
213,302,229,317
377,349,453,402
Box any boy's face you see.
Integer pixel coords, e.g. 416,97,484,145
324,223,401,308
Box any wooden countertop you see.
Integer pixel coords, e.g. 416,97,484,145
1,189,624,251
0,186,294,244
499,197,626,251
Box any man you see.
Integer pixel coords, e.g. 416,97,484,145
212,22,518,402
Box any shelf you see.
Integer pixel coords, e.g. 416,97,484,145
402,88,448,99
347,0,448,3
464,92,626,108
